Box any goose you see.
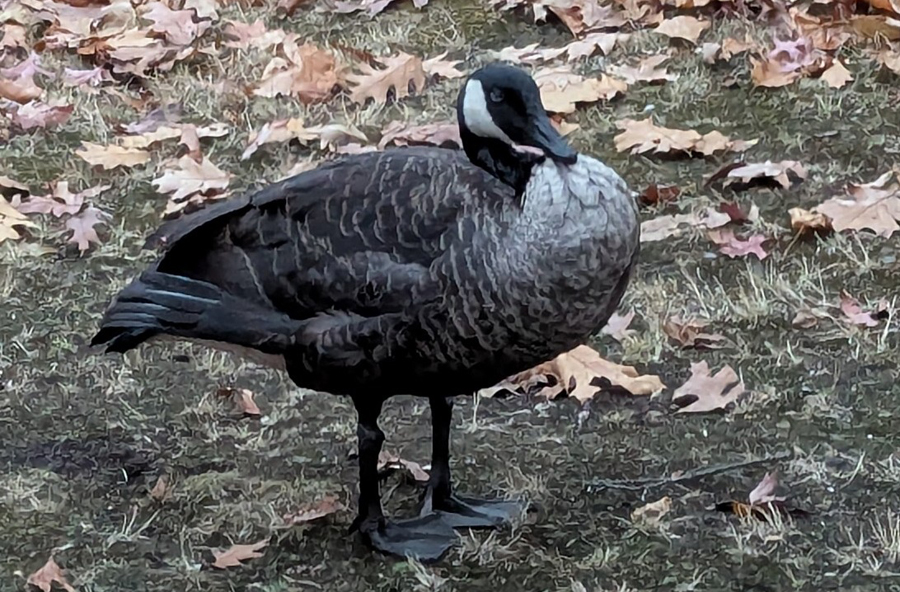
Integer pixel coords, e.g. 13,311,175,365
91,63,641,561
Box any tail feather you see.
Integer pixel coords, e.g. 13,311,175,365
91,271,300,354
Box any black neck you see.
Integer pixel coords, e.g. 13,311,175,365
459,126,543,197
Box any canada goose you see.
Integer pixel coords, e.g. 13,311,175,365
92,63,640,561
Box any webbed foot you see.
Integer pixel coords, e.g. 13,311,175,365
423,491,523,529
357,513,458,562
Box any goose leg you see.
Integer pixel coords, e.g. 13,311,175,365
420,396,522,529
350,396,457,561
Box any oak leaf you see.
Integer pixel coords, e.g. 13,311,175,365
346,52,426,104
0,198,37,244
600,310,635,342
839,291,880,327
615,118,756,156
150,475,171,501
378,120,461,148
223,19,286,50
66,206,108,252
142,1,205,47
639,183,681,206
63,66,113,87
11,102,74,131
536,0,626,36
76,142,151,169
655,16,709,44
788,207,832,238
640,207,730,242
813,171,900,237
749,471,785,505
254,39,341,103
820,59,853,88
610,54,677,84
723,160,807,189
750,57,802,88
663,315,725,348
218,387,262,416
673,361,744,413
152,155,232,215
422,52,464,79
283,495,345,525
26,557,75,592
707,228,769,260
1,23,27,49
16,182,110,218
0,71,42,103
211,539,268,569
535,67,626,113
326,0,429,16
631,496,672,527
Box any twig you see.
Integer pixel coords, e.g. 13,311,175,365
585,450,792,493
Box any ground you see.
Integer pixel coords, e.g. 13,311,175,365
2,0,900,591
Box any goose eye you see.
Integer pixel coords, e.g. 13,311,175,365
489,88,505,103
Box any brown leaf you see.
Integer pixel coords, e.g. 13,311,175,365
211,539,268,569
614,118,756,156
223,19,286,50
839,291,880,327
17,182,109,218
378,451,430,482
254,39,341,103
152,155,232,215
640,207,731,242
537,0,626,36
1,23,27,49
878,49,900,74
535,67,626,114
326,0,428,16
673,361,744,413
119,103,183,134
788,207,832,238
600,310,636,342
820,59,853,88
610,54,677,84
12,102,74,131
0,197,37,244
378,120,460,148
0,176,28,197
66,206,108,252
142,2,205,47
26,557,75,592
231,388,261,416
631,496,672,527
422,52,464,79
662,315,725,349
707,228,770,260
750,57,802,88
748,471,784,505
150,475,170,501
505,344,665,402
639,183,681,206
0,72,43,103
179,124,202,161
718,201,759,224
346,52,426,104
722,160,807,189
76,142,151,169
283,495,345,525
654,16,710,44
814,171,900,237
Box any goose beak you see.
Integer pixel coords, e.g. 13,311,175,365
527,116,578,165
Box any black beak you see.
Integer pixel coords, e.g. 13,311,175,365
527,115,578,165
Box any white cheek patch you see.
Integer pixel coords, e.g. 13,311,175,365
462,80,513,144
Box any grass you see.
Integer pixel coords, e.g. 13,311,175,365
2,0,900,590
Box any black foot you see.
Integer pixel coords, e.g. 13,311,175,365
427,493,523,529
358,513,458,562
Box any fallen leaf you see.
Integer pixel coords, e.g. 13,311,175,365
422,52,464,79
0,71,43,103
16,182,109,218
378,120,461,148
609,54,677,84
378,451,430,482
722,160,807,189
11,102,74,131
640,207,731,242
152,155,232,215
707,228,770,260
119,103,183,134
536,0,626,36
639,183,681,206
749,471,784,505
814,171,900,237
502,344,665,402
346,52,426,104
750,57,802,88
663,315,725,348
211,539,268,569
600,310,636,342
820,59,853,88
223,19,286,50
878,49,900,74
0,176,28,197
76,142,151,169
1,23,27,50
839,290,880,327
535,67,626,114
631,496,672,527
789,207,832,238
283,495,345,525
673,361,744,413
26,557,75,592
66,206,108,252
150,475,170,501
655,16,710,44
0,198,37,243
792,306,828,329
254,39,341,103
718,201,760,224
614,119,755,156
142,1,205,47
326,0,429,17
226,388,261,416
63,66,112,87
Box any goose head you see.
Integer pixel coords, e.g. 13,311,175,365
457,63,577,194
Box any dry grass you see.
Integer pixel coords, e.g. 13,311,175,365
2,0,900,590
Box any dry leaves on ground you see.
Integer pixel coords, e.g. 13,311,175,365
283,495,345,525
655,16,710,43
0,198,36,243
609,54,677,84
615,118,757,157
672,361,745,413
535,67,627,113
211,539,268,569
663,315,725,348
821,59,853,87
495,33,628,64
487,344,665,402
76,142,150,170
600,310,636,341
346,52,426,104
26,557,75,592
149,475,171,501
813,170,900,237
789,207,833,238
242,119,368,159
378,451,430,482
631,496,672,528
639,183,681,206
217,387,261,416
66,206,108,252
707,228,770,260
716,471,807,521
641,207,731,242
839,290,884,327
10,101,74,131
717,160,808,189
378,120,461,148
254,37,342,103
152,155,232,216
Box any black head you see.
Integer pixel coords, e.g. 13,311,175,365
456,63,577,193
